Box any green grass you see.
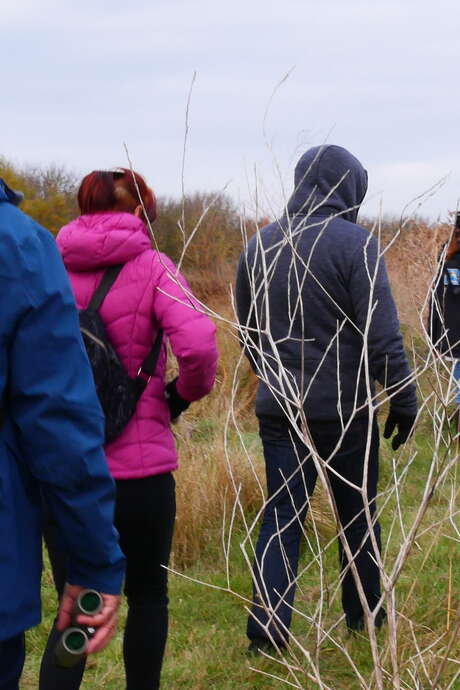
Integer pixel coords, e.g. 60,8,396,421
20,421,460,689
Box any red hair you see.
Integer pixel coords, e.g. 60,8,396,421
77,168,156,222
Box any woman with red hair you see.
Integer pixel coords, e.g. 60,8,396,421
39,168,218,689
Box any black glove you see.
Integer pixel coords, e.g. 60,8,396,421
165,377,191,421
383,408,417,450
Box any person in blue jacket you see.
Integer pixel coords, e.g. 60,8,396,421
236,145,418,652
0,179,125,690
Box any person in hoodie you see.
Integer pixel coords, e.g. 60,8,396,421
39,169,218,690
429,212,460,431
236,145,417,652
0,179,124,690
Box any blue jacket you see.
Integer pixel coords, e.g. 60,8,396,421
0,180,125,640
236,145,417,422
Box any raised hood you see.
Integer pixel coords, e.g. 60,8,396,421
57,212,152,271
286,145,368,223
0,178,24,206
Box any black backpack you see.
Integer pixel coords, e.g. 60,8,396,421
79,264,163,443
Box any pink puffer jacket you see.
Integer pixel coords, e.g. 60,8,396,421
57,212,218,479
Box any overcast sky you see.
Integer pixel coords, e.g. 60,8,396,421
2,0,459,220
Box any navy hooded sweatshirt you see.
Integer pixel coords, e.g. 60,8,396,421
236,145,417,422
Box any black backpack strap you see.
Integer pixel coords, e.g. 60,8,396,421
88,264,125,311
137,329,164,381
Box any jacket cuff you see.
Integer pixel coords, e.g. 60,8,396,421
66,557,125,596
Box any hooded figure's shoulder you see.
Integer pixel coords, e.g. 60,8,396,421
244,219,285,258
245,214,373,261
332,216,374,243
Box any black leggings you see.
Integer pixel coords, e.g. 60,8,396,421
39,473,176,690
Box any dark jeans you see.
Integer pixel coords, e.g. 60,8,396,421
39,472,176,690
0,635,25,690
247,416,382,644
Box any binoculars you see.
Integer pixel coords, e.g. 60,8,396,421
54,589,103,668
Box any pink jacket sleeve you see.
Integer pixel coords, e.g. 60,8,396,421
152,253,218,401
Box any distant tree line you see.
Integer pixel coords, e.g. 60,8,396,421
0,159,248,300
0,159,448,308
0,158,78,234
